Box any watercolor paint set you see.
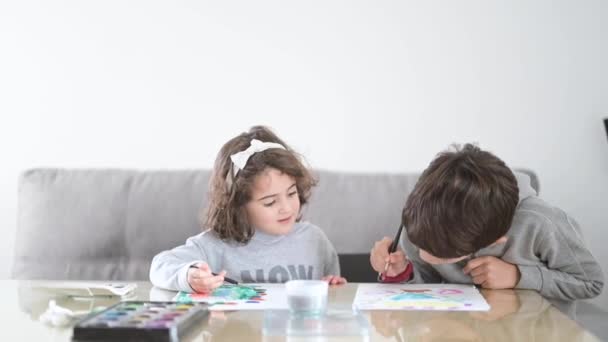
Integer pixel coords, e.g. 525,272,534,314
72,301,209,341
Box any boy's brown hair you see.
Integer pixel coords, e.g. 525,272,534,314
403,144,519,258
205,126,316,243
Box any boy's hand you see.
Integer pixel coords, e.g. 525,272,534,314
322,275,347,285
463,256,521,289
370,237,408,277
187,262,226,293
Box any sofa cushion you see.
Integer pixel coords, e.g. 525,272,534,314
13,168,538,281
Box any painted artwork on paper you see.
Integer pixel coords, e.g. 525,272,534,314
352,284,490,311
174,284,288,311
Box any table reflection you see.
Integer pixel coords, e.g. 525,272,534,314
368,289,587,342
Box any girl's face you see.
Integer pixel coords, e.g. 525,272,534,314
245,167,300,235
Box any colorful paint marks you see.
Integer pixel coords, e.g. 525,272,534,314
174,284,289,311
352,284,490,311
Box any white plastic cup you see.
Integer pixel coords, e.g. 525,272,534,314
285,280,328,316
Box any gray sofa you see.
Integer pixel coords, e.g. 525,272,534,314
12,168,539,282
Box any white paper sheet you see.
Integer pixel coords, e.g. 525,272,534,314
352,283,490,311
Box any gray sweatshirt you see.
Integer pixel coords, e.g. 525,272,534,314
402,172,604,303
150,221,340,292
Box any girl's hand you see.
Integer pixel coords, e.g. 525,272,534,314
322,275,347,285
187,262,226,293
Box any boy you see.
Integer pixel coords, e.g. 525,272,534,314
370,144,603,309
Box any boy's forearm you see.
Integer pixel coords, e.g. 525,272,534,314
517,264,604,300
517,213,605,301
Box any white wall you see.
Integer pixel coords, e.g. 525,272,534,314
1,1,607,307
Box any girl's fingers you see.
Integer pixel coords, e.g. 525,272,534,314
192,271,212,281
207,273,224,286
196,279,221,292
210,278,224,289
192,273,223,291
324,275,347,285
324,276,335,283
191,266,212,280
196,262,211,273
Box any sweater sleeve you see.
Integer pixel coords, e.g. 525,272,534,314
324,246,341,277
516,214,604,300
149,232,211,292
316,228,341,277
400,232,443,284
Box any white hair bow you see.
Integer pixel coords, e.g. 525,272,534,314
230,139,286,176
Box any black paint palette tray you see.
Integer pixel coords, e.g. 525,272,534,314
72,301,209,341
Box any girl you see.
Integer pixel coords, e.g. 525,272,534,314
150,126,346,293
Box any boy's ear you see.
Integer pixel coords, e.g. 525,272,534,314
491,236,508,246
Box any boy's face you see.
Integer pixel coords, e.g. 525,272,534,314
418,236,508,264
245,167,300,236
419,249,470,265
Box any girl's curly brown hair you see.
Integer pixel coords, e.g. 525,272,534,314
204,126,317,244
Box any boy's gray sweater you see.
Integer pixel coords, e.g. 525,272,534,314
150,222,340,292
402,172,604,304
